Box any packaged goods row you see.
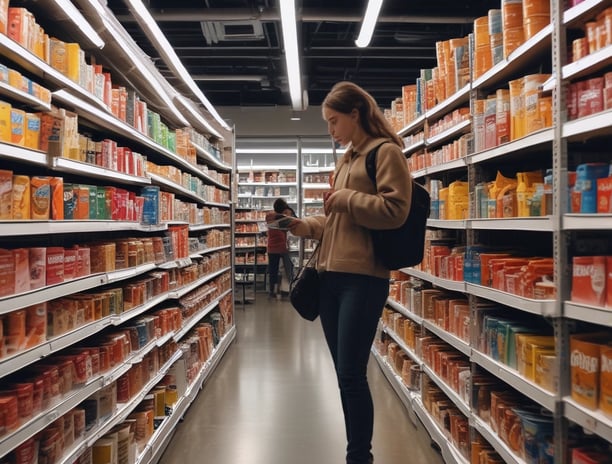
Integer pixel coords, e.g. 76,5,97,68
0,258,231,360
0,170,229,224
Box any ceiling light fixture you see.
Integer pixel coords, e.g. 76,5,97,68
290,111,301,121
125,0,231,132
355,0,384,48
279,0,305,111
52,0,105,49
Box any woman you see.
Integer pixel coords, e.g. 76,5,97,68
265,198,295,298
288,81,412,464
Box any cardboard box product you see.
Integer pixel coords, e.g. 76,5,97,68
12,175,30,220
45,247,65,286
30,176,51,220
570,332,611,410
0,249,15,297
571,255,607,307
0,169,12,219
599,346,612,416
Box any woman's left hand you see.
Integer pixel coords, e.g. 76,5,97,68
324,189,350,215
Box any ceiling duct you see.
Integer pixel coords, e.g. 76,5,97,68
201,20,265,45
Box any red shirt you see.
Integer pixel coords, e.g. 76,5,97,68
266,211,289,254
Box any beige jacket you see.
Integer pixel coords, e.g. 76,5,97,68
301,137,412,279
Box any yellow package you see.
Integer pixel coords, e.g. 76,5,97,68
12,175,30,220
10,108,25,146
0,100,12,143
24,113,40,150
601,346,612,417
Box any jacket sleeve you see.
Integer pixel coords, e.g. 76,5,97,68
301,215,326,240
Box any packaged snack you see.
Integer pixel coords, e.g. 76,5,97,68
12,248,29,294
12,175,30,220
0,248,15,297
29,247,46,289
0,169,12,219
30,176,51,220
570,332,610,409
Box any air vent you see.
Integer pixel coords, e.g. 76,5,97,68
201,20,264,44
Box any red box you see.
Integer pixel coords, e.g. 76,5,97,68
597,177,612,213
46,247,65,286
0,248,15,297
571,255,606,306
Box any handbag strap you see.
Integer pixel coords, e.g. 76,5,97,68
304,241,320,269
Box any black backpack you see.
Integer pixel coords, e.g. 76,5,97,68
365,143,430,270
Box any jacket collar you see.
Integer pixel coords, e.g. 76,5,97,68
342,137,391,163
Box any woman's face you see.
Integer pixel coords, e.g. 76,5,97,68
323,106,359,147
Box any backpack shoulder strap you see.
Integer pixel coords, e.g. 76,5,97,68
365,142,388,189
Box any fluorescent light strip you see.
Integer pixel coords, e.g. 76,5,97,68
80,0,189,127
52,0,105,48
126,0,231,132
355,0,384,48
279,0,303,110
176,94,223,140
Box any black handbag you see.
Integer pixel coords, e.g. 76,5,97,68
289,245,320,321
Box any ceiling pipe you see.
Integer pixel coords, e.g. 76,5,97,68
115,9,475,24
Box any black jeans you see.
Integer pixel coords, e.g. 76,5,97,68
268,252,293,293
318,271,389,464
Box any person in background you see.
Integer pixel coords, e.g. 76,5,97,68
287,81,412,464
265,198,296,298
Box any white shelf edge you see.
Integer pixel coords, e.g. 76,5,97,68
563,109,612,140
425,119,471,148
422,319,471,357
425,84,471,122
398,114,427,136
0,141,48,166
427,219,467,229
148,173,205,204
468,128,554,165
192,141,231,171
465,283,557,316
564,301,612,327
386,298,424,325
471,415,528,464
562,44,612,81
403,269,466,294
422,364,471,417
0,80,51,111
52,157,151,186
383,326,423,366
564,0,608,25
563,213,612,230
468,216,555,232
563,396,612,442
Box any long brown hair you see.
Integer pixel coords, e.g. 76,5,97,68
322,81,404,148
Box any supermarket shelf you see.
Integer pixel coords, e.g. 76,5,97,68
111,293,171,326
422,320,471,357
192,141,232,171
0,80,51,111
303,182,331,189
422,158,468,176
170,267,230,299
399,114,426,137
106,263,157,284
0,142,48,166
426,119,471,148
0,315,111,377
426,84,471,122
466,283,557,317
371,348,419,427
238,181,297,187
0,274,106,314
383,326,422,366
468,128,554,165
0,220,168,236
563,109,612,141
564,0,610,26
148,173,205,204
472,24,552,91
174,297,219,341
413,397,470,464
386,298,423,325
0,375,104,459
52,157,151,186
471,350,557,412
422,364,470,417
404,269,466,294
158,257,193,270
562,44,612,82
471,415,528,464
427,219,467,230
302,165,335,173
563,396,612,442
564,301,612,327
563,213,612,230
468,216,555,232
403,139,426,155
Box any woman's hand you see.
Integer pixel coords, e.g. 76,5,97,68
324,189,350,215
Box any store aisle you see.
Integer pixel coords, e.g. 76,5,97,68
160,297,444,464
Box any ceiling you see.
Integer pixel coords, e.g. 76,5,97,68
106,0,491,111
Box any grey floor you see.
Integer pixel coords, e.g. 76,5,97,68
159,295,445,464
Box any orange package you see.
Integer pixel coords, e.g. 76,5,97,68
0,249,15,297
601,346,612,416
12,175,30,220
570,332,610,410
30,176,51,220
0,169,12,219
50,177,64,220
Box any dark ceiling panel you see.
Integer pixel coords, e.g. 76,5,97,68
107,0,488,109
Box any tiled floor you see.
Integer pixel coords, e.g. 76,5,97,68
159,295,445,464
